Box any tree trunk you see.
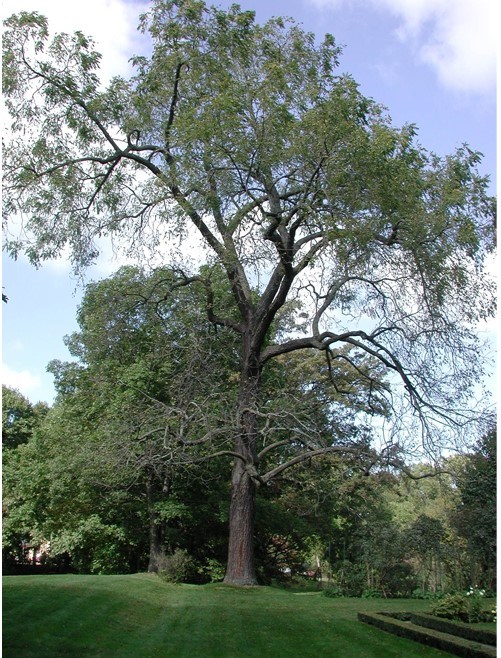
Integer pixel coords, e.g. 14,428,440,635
223,350,260,586
146,473,163,573
223,458,257,585
148,520,163,573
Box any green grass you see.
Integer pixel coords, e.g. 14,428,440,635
3,574,493,657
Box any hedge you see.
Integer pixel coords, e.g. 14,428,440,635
357,612,496,658
408,613,496,647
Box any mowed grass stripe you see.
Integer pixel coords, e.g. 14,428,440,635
3,574,457,657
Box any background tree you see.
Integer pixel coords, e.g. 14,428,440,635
2,385,48,450
405,514,447,593
450,428,496,590
44,265,236,574
379,457,494,595
3,1,495,585
50,266,390,576
3,362,494,590
2,387,49,570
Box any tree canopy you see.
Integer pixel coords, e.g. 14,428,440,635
451,428,496,588
2,386,48,450
2,0,495,584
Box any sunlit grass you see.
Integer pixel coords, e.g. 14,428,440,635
3,573,486,657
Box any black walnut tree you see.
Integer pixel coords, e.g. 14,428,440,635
2,1,495,584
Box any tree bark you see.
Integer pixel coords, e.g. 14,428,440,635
146,473,163,573
223,347,261,586
147,521,163,573
223,458,257,585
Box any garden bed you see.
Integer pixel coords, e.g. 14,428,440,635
358,611,496,657
407,613,496,647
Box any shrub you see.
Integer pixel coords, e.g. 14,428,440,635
331,560,365,597
411,588,442,600
381,562,417,598
198,558,226,583
430,589,492,623
465,587,486,623
323,585,344,598
157,549,194,584
284,575,317,591
362,588,383,599
431,593,469,621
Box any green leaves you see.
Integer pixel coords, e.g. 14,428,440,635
3,10,142,272
2,0,496,469
450,427,496,585
2,386,48,450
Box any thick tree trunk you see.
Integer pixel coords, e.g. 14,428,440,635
223,458,257,585
223,349,261,586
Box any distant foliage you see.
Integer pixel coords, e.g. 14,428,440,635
157,549,195,583
2,386,48,450
362,589,384,599
430,589,493,623
411,588,442,600
198,558,226,583
323,585,344,598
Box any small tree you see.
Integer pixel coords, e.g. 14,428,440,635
3,1,495,584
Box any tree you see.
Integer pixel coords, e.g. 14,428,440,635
2,387,49,570
2,386,48,450
2,1,495,585
45,266,236,574
44,265,387,576
451,428,496,590
406,514,447,593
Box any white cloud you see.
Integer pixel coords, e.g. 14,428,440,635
308,0,497,94
2,363,41,395
390,0,496,94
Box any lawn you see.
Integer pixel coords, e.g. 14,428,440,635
2,574,492,657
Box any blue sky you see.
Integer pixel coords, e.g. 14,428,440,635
1,0,497,405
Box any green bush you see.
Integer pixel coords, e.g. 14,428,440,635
198,558,226,583
430,593,469,621
467,596,484,623
323,585,344,598
331,561,365,597
157,549,194,583
362,588,383,599
411,588,442,600
430,589,493,623
382,562,417,598
88,543,131,575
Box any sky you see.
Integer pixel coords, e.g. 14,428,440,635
1,0,497,405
